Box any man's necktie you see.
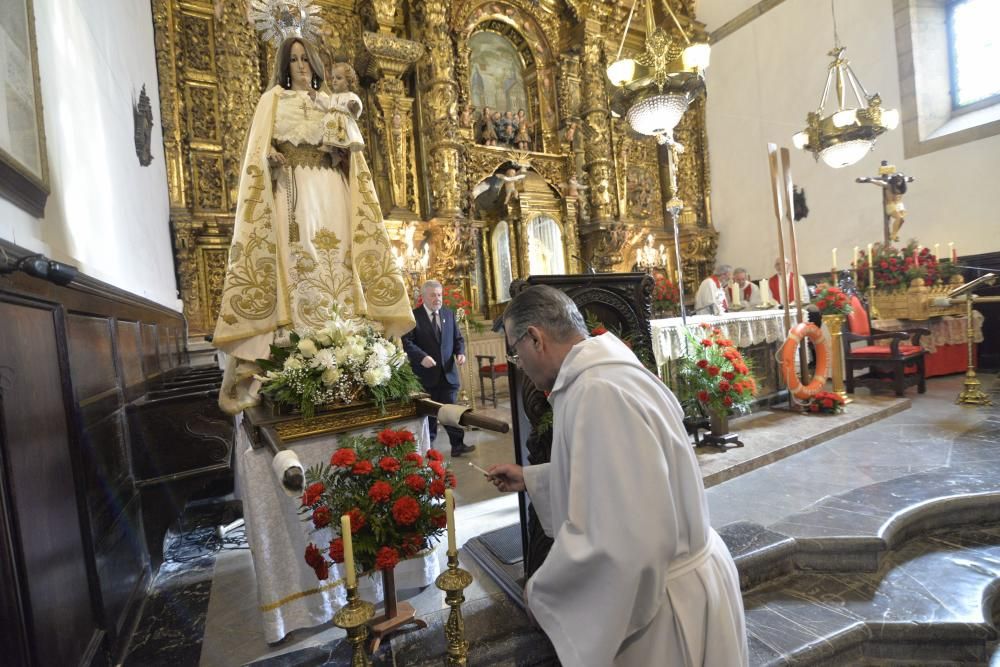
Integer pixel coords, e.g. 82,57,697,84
432,311,441,337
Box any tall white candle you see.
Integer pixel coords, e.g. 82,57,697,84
853,246,859,266
730,282,741,307
831,247,837,269
341,514,356,588
445,489,457,556
759,279,770,306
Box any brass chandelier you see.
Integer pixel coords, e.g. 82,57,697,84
606,0,710,141
791,3,899,168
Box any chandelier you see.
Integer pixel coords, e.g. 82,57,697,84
606,0,710,141
791,3,899,168
392,222,430,277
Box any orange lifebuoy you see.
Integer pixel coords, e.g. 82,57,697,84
781,322,831,400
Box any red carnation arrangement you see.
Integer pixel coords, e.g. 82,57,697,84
807,391,846,414
813,284,853,316
677,324,758,415
300,428,452,581
652,273,680,317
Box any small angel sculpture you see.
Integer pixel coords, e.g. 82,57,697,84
564,174,588,197
499,166,528,206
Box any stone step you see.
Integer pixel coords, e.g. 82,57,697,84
742,523,1000,665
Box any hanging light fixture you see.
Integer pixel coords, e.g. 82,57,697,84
606,0,710,141
792,2,899,168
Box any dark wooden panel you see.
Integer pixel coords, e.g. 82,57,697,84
81,413,132,544
95,495,147,644
117,321,144,398
67,314,119,405
0,298,99,667
159,327,173,372
141,323,160,379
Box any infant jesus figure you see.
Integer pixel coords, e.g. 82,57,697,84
322,61,365,159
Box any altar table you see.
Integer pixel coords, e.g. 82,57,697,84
650,309,802,367
873,311,984,377
651,309,807,399
235,414,440,643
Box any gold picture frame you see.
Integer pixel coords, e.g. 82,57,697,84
0,0,49,217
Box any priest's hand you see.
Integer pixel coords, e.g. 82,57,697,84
486,463,524,492
420,355,437,368
267,148,286,166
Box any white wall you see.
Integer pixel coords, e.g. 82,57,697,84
701,0,1000,280
0,0,179,309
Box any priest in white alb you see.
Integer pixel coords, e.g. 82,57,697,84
694,263,732,315
730,267,763,308
767,257,810,307
487,285,748,667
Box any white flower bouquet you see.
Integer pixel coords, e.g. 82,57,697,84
255,311,423,418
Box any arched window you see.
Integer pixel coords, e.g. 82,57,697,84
527,216,564,276
492,221,513,302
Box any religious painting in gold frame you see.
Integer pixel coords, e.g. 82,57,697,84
0,0,49,217
468,31,528,118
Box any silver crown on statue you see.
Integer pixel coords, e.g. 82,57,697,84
249,0,323,47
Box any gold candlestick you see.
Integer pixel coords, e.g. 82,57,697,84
956,292,992,406
821,313,852,404
435,551,473,666
333,583,376,666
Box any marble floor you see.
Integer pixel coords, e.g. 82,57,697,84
122,373,1000,666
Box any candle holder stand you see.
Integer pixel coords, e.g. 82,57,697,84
333,582,376,667
435,551,474,666
368,566,428,654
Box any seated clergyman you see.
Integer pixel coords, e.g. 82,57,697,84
694,263,732,315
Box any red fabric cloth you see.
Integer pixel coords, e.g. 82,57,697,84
480,363,508,374
925,343,976,377
846,295,870,336
851,344,923,357
768,273,801,304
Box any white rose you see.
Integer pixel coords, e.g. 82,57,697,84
334,345,350,364
298,338,318,357
283,356,304,370
315,331,332,346
321,367,342,385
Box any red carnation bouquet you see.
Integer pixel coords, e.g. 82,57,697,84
813,284,853,316
653,273,680,317
300,427,455,581
677,323,758,415
807,391,845,414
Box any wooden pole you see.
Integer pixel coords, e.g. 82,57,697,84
767,145,793,408
780,148,809,384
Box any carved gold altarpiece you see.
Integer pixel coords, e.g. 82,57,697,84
154,0,719,332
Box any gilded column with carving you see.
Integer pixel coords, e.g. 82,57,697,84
579,19,617,226
362,0,424,219
417,0,463,219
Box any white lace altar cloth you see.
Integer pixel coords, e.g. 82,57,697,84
235,414,439,643
651,309,804,367
873,311,984,354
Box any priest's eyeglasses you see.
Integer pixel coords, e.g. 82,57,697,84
506,330,530,366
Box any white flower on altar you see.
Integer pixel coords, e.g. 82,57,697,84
313,348,337,370
298,338,318,357
321,367,342,386
314,330,333,346
363,365,391,387
284,356,304,371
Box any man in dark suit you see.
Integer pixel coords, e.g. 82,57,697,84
402,280,476,456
